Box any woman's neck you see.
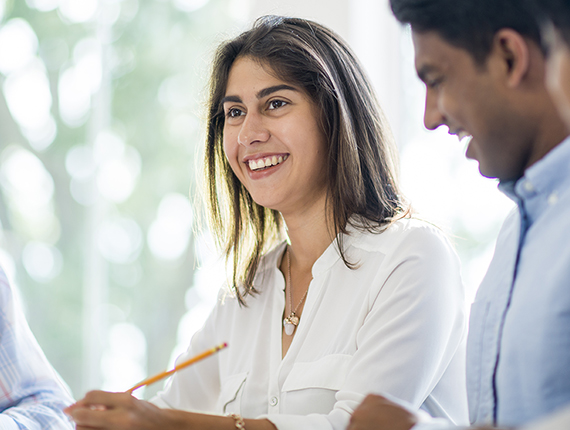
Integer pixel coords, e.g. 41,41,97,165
281,196,335,273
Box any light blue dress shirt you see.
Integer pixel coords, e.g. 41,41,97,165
466,136,570,427
0,265,74,429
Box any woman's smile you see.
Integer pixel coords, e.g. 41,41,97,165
245,154,289,172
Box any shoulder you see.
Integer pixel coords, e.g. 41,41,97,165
346,219,465,314
347,217,456,258
0,265,9,290
341,218,462,295
0,265,13,309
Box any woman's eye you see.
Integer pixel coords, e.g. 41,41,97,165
226,108,244,118
268,99,287,110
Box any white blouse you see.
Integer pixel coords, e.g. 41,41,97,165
151,218,469,429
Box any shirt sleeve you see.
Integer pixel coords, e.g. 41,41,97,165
0,266,75,430
266,224,468,429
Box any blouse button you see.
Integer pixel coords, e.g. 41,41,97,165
269,396,278,406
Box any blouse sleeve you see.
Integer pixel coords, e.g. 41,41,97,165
265,224,467,429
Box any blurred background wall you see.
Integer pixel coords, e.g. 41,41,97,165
0,0,512,400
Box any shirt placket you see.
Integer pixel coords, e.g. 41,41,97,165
267,269,286,414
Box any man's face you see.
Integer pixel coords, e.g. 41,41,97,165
412,30,534,181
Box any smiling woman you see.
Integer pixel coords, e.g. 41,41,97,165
66,15,469,430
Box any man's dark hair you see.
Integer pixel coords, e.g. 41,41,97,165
390,0,542,65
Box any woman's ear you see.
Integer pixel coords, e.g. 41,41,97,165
493,28,531,88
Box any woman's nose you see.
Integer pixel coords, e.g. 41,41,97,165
237,113,270,146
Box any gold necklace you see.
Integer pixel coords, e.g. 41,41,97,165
283,247,309,336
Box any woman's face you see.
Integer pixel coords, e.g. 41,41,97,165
545,27,570,131
222,56,329,217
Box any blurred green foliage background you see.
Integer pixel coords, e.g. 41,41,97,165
0,0,238,399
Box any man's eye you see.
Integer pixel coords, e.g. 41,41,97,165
426,78,443,89
268,99,287,110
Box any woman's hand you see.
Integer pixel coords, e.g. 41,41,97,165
65,390,278,430
65,390,183,430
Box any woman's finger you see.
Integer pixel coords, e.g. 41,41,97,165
67,405,112,428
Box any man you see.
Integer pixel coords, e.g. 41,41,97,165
348,0,570,429
0,264,74,429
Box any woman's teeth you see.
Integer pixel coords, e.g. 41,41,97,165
248,155,288,171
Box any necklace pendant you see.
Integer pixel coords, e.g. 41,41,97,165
288,313,299,326
283,319,295,336
283,313,299,336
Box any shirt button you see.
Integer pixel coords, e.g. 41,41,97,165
548,192,559,205
269,396,278,406
523,181,534,192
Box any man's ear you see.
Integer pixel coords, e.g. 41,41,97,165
492,28,531,88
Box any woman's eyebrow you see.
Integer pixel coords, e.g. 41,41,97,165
256,84,298,99
221,84,299,106
221,95,242,105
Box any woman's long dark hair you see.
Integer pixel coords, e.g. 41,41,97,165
205,15,409,305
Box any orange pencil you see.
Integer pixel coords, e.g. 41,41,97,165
126,342,228,393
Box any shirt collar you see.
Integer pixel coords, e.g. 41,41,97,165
263,225,368,278
499,135,570,224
